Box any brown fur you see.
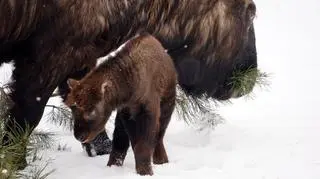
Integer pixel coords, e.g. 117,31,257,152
65,33,177,175
0,0,257,162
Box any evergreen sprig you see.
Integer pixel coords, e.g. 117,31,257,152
175,68,270,129
0,122,56,179
175,85,223,129
28,131,55,151
45,104,73,131
16,161,56,179
230,68,270,98
0,86,56,179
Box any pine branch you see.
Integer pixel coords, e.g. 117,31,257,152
44,104,73,131
17,161,56,179
175,85,223,129
29,131,55,150
0,86,13,121
230,68,271,98
0,84,56,179
0,121,56,179
0,89,56,178
174,67,271,130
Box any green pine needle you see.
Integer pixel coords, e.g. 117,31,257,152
16,161,56,179
0,86,56,179
29,131,55,151
230,68,270,98
45,104,73,131
175,68,270,128
175,85,223,129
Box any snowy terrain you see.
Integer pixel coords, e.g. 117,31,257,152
1,0,320,178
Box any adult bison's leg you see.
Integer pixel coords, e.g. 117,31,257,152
59,69,112,157
107,108,131,167
7,57,69,130
2,46,77,168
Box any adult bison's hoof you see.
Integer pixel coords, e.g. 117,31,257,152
81,130,112,157
107,151,126,167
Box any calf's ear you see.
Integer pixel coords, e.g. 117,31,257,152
67,79,80,90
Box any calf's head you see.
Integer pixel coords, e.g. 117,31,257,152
65,79,111,143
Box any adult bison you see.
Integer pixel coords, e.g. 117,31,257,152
0,0,257,163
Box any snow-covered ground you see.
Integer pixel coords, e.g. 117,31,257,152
1,0,320,178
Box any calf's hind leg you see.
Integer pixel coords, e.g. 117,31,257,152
153,90,176,164
132,100,160,176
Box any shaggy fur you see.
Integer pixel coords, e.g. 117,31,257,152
65,34,177,175
0,0,257,160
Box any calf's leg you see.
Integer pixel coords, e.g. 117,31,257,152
153,90,176,164
132,100,160,176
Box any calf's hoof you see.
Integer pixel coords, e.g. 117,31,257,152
153,144,169,165
136,163,153,176
153,156,169,165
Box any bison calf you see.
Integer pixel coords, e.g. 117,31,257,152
65,33,177,175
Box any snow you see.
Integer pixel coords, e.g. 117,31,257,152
95,37,130,67
1,0,320,178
